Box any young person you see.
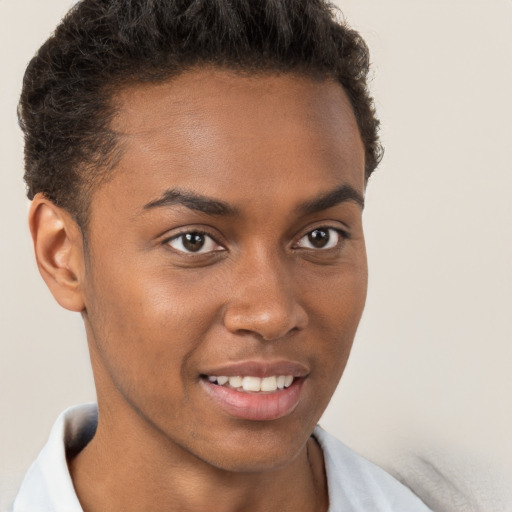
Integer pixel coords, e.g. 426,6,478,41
12,1,432,510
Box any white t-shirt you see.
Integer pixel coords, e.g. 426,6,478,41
11,403,432,512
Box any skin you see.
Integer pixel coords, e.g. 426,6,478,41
29,69,367,512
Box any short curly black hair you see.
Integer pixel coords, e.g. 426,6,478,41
19,0,382,228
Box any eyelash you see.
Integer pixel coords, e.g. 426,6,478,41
163,226,348,255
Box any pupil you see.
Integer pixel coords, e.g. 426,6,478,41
309,229,329,248
183,233,205,252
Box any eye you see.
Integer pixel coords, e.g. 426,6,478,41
295,227,344,250
166,232,224,254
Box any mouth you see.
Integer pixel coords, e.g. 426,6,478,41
203,374,295,393
199,362,307,421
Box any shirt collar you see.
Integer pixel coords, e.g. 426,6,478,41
12,403,97,512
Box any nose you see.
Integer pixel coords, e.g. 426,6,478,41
222,250,309,341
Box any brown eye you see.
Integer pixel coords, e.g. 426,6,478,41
183,233,205,251
296,228,343,250
308,229,329,248
167,232,224,254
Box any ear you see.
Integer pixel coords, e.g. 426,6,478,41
29,194,86,312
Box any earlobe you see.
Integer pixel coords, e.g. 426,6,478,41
29,194,86,312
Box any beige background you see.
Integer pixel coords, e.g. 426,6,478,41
1,1,511,511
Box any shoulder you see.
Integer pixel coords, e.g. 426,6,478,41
313,426,432,512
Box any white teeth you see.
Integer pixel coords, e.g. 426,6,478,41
261,376,277,392
228,376,243,388
208,374,295,392
242,376,262,392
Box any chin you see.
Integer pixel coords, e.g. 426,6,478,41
188,419,313,474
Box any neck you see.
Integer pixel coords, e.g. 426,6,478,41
68,402,328,512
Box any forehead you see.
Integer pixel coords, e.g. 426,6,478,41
114,69,360,136
96,69,365,217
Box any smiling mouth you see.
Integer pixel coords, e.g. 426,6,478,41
203,375,295,393
200,371,305,421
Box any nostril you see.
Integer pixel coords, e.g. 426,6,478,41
223,305,307,341
259,325,301,342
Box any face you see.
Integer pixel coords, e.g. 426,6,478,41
81,69,367,472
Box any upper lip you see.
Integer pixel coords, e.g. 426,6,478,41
201,360,309,378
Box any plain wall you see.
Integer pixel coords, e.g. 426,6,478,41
1,1,511,511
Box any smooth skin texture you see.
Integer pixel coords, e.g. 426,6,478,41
29,69,367,512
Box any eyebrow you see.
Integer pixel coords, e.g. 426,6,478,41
297,184,365,214
143,183,364,217
143,189,239,216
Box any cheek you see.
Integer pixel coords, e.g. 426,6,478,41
305,251,368,328
307,260,368,383
82,259,223,405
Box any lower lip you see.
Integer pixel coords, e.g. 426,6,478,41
201,378,305,421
